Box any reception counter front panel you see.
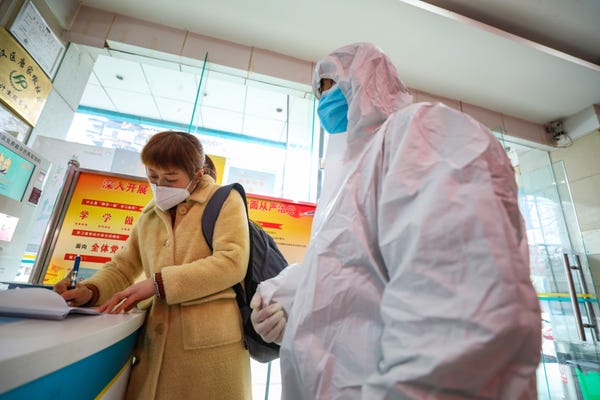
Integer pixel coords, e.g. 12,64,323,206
0,311,145,399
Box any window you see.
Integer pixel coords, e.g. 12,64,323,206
67,51,321,203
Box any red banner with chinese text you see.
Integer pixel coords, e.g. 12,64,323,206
42,170,316,284
246,193,315,265
42,172,153,284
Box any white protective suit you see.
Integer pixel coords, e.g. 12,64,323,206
258,42,541,399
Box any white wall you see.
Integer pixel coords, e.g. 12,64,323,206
29,43,95,145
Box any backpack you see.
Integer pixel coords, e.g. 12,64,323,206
201,182,288,363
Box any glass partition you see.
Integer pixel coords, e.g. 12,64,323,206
504,136,600,399
66,50,321,204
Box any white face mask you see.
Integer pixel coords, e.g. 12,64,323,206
150,180,194,211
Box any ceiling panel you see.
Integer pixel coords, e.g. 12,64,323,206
154,97,196,125
93,55,150,94
244,85,288,122
201,77,247,113
105,88,160,119
288,96,315,125
86,72,101,86
242,115,287,142
201,107,244,134
143,64,199,102
80,83,115,112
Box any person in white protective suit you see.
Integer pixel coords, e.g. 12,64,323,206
250,42,541,399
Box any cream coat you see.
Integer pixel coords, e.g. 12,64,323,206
84,175,251,400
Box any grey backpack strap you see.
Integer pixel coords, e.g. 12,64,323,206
201,184,235,250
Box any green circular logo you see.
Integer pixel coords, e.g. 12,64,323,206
9,70,28,92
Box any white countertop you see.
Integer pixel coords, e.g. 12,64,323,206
0,311,145,394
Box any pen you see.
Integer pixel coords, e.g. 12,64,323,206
68,255,81,289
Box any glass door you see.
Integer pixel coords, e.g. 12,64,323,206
515,150,600,399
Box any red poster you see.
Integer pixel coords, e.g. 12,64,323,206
246,193,315,265
43,172,153,284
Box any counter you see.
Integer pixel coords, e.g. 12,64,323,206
0,311,145,399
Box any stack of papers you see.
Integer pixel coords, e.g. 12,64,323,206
0,287,101,320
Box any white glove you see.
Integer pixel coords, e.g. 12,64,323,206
250,291,286,344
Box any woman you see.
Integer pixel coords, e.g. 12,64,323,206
55,131,251,399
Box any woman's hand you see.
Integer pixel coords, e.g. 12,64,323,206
250,292,286,344
54,272,92,306
97,278,155,314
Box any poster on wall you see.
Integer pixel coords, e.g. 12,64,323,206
246,193,315,264
38,166,316,285
42,171,153,284
9,0,66,78
208,154,226,185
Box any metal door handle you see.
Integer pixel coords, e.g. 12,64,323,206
563,253,586,341
573,254,599,340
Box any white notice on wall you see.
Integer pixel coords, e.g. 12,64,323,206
9,0,66,78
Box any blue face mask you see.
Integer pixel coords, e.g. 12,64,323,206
317,86,348,134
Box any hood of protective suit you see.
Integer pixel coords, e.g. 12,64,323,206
312,42,413,139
